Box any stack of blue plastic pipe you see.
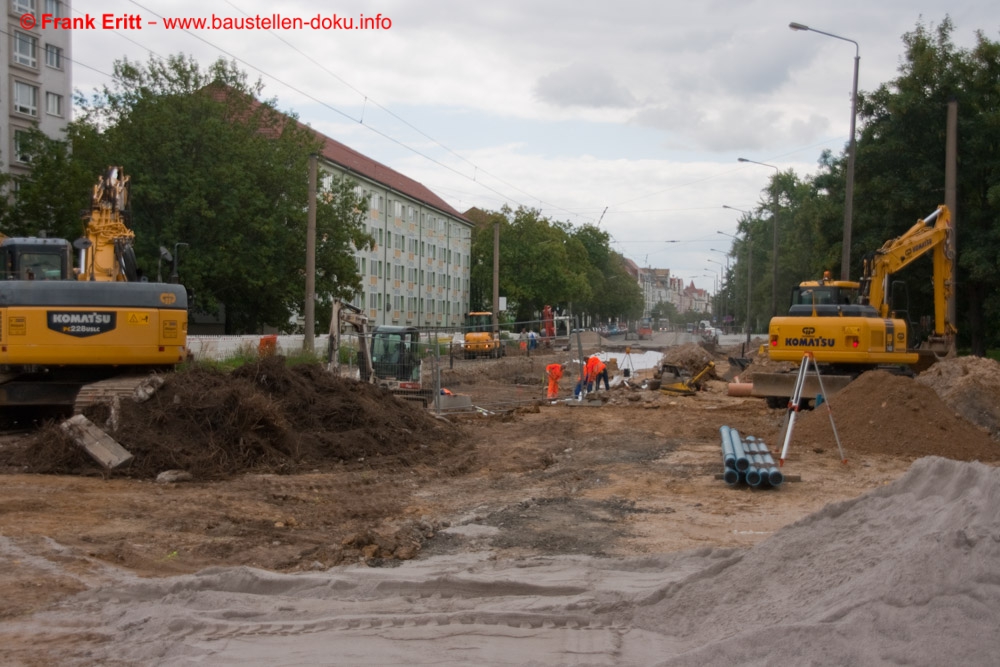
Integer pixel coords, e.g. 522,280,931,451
719,425,783,488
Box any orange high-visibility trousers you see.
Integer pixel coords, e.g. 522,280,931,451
546,363,563,399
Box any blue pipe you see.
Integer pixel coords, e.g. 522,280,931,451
723,466,739,485
727,428,750,472
719,426,736,469
720,427,783,488
756,440,783,487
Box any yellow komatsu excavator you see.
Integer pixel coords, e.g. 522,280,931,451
0,167,188,423
753,205,955,407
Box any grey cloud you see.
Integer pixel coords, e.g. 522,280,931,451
534,63,638,108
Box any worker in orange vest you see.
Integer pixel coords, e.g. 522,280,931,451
585,355,609,392
545,362,565,399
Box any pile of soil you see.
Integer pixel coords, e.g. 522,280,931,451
792,370,1000,461
722,336,766,361
660,343,718,378
438,354,565,389
916,356,1000,439
732,350,796,383
3,356,467,480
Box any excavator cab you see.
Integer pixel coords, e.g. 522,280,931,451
371,326,421,382
0,238,72,280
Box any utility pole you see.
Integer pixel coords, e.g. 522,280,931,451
492,220,500,337
945,99,958,355
304,153,317,353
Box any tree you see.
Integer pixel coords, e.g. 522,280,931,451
570,225,642,324
16,54,371,333
855,17,1000,354
469,206,590,324
2,127,97,239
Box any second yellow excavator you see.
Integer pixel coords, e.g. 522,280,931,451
753,205,955,406
0,167,188,423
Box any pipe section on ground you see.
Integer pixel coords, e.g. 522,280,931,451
719,427,783,489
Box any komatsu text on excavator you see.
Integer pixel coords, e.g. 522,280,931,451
753,205,955,407
0,167,188,423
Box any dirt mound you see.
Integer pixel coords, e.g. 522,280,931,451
723,336,766,361
5,357,467,480
439,355,563,389
791,370,999,461
916,356,1000,440
732,350,796,383
661,343,717,377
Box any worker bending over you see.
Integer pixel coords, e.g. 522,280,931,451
587,355,610,391
545,362,565,399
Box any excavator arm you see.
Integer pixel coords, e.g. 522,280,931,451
860,205,955,339
78,166,137,282
327,298,375,383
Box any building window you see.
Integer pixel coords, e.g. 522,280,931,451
13,31,38,68
14,129,31,164
12,0,36,14
14,81,38,116
45,44,62,69
44,0,60,16
45,92,63,117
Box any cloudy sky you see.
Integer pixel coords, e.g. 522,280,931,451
69,0,995,292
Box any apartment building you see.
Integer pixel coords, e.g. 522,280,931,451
3,0,71,175
316,136,473,328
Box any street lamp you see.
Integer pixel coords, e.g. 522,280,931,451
707,258,725,324
738,157,780,317
170,242,189,284
157,246,173,283
710,249,731,331
721,206,753,344
790,21,859,281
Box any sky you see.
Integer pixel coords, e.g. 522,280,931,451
66,0,997,293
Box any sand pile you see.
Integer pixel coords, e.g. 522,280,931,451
634,456,1000,665
3,356,465,479
791,370,999,461
14,457,999,664
917,356,1000,439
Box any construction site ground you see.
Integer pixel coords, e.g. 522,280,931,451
2,331,999,664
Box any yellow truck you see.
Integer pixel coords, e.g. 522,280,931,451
461,311,505,359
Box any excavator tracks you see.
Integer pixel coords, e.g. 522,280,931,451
73,374,158,414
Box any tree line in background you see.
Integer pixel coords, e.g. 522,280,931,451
2,18,996,348
716,18,1000,355
464,206,644,327
2,55,371,334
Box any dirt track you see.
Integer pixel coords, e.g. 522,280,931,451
1,335,998,664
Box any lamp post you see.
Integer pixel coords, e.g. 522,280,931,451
710,249,731,332
737,158,780,317
721,205,753,344
707,258,725,326
790,21,859,281
157,246,172,283
170,242,189,284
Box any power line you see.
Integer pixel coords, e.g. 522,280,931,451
109,0,597,224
